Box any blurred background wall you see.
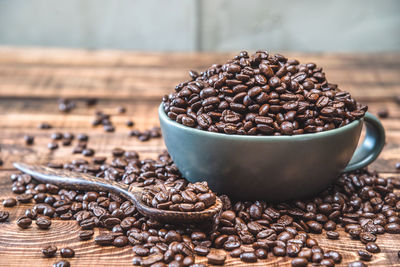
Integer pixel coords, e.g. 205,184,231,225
0,0,399,52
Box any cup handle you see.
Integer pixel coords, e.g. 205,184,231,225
343,112,385,172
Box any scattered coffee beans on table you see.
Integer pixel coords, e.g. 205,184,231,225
4,148,400,266
163,51,367,135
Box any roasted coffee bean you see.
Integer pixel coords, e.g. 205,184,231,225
24,135,34,145
17,216,32,229
307,220,322,233
240,251,257,263
255,248,268,259
53,260,70,267
42,245,57,257
60,247,75,258
326,250,342,263
360,232,376,243
194,245,209,256
207,251,226,265
113,236,128,247
82,148,95,157
36,217,51,229
48,142,59,150
141,253,163,266
326,231,340,240
16,193,33,203
273,246,286,257
79,230,94,240
377,108,389,118
2,198,17,207
365,242,380,253
39,122,52,129
95,234,115,246
358,250,372,261
51,132,63,140
385,223,400,234
320,258,335,267
291,257,308,267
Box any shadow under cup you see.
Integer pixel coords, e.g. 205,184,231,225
159,104,385,201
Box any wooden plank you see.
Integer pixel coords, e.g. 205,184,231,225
0,47,399,69
0,48,399,101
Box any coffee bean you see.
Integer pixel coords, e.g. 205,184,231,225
16,193,33,203
51,132,63,140
365,242,380,253
326,231,339,240
36,217,51,229
42,245,57,257
255,248,267,259
358,250,372,261
141,253,163,266
320,258,335,267
79,230,94,240
0,210,10,222
194,245,209,256
17,216,32,229
104,125,115,132
60,247,75,258
24,135,34,145
240,251,257,263
306,220,322,233
53,260,70,267
39,122,52,129
2,198,17,207
95,234,115,245
207,251,226,265
48,142,59,150
82,148,95,157
291,257,308,267
377,108,389,118
273,246,286,256
360,232,376,243
385,223,400,234
113,236,128,247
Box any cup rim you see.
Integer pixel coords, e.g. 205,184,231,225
158,103,363,141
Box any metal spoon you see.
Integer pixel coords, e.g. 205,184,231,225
13,162,222,223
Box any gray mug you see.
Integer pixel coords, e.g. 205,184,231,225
159,104,385,201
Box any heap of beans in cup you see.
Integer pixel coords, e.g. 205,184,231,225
2,148,400,267
163,51,367,135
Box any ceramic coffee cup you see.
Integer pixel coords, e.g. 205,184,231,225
159,104,385,201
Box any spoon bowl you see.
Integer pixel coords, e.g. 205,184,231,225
13,162,222,223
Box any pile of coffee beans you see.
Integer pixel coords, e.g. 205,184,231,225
141,181,216,212
163,51,367,135
2,148,400,266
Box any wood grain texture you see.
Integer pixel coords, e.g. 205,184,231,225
0,47,400,266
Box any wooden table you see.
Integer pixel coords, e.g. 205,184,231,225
0,47,399,266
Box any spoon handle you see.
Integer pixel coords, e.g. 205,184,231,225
13,162,139,201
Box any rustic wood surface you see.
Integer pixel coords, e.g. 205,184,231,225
0,47,399,266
